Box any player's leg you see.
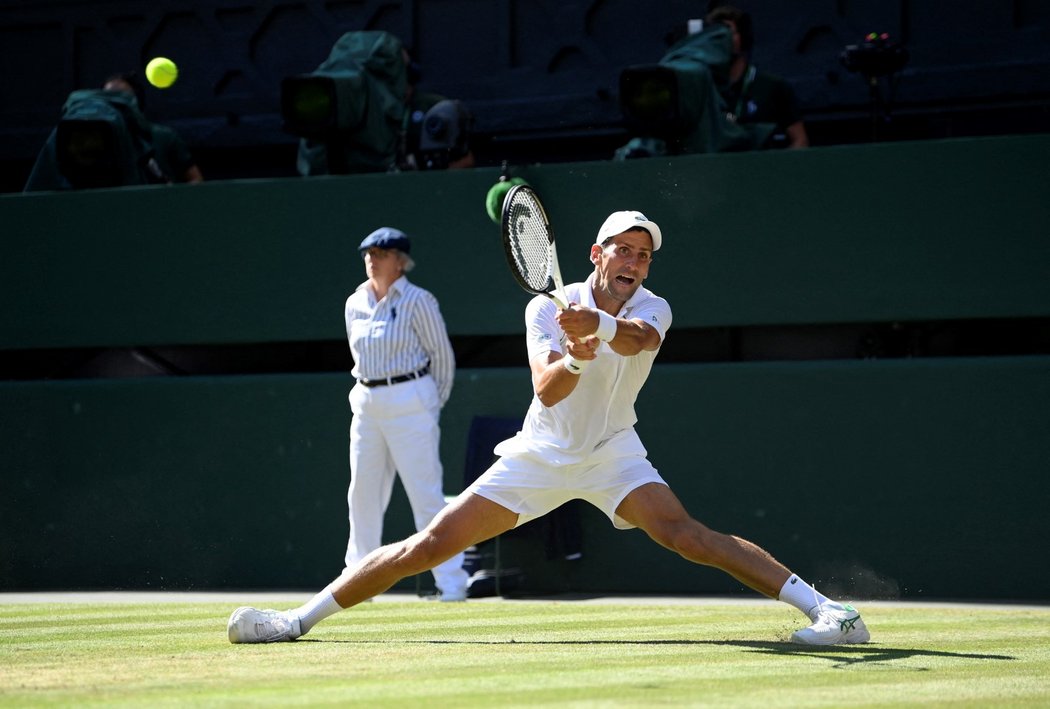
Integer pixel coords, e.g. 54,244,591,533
615,482,791,597
615,482,869,645
227,492,517,643
331,490,512,606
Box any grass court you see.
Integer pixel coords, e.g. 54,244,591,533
2,595,1048,707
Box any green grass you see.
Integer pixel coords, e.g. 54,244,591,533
2,598,1049,707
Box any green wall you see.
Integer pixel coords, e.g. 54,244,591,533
3,135,1048,348
2,135,1049,599
2,357,1047,599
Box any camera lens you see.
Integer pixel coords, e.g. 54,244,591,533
424,114,448,139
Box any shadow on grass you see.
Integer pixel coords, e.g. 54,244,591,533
699,640,1016,668
300,638,1015,667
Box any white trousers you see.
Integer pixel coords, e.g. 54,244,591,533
345,375,467,594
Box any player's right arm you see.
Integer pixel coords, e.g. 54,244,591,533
531,335,597,407
525,295,597,407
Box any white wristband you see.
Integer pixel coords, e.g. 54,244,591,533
562,356,589,374
594,310,618,342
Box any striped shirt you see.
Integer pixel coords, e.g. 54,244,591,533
344,275,455,405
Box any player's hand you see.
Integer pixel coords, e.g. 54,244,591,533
556,303,600,341
566,335,599,361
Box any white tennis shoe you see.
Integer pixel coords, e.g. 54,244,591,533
227,606,302,644
790,601,870,645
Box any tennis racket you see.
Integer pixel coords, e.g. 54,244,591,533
500,184,569,309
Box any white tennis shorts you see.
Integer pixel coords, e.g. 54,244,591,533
466,451,668,530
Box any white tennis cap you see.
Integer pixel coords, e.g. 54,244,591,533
596,211,663,251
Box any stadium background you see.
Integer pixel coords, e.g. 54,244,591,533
1,1,1048,600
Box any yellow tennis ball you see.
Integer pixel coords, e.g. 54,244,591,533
145,57,178,89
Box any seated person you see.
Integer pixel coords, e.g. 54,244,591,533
705,4,809,148
103,73,204,182
399,49,475,170
24,83,196,191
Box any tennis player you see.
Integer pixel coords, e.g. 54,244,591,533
228,210,870,645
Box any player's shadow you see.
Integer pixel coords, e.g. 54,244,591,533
697,640,1016,669
305,637,1016,668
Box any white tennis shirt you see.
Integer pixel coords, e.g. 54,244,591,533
495,273,673,466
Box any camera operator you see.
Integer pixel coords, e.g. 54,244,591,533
103,73,203,184
24,73,202,192
292,32,474,176
615,4,799,159
400,49,475,171
706,4,809,149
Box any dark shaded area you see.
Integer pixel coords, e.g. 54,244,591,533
2,1,1049,192
3,318,1047,381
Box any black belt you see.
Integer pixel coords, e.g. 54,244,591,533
358,365,430,388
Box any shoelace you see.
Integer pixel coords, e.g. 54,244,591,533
809,585,857,633
812,596,859,634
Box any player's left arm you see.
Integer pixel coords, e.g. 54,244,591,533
556,307,665,357
605,317,661,356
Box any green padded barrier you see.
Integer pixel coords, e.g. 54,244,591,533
2,357,1047,600
3,135,1048,349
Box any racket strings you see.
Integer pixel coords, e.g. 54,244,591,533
507,197,554,291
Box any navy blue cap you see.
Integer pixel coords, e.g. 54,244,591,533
359,227,411,254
